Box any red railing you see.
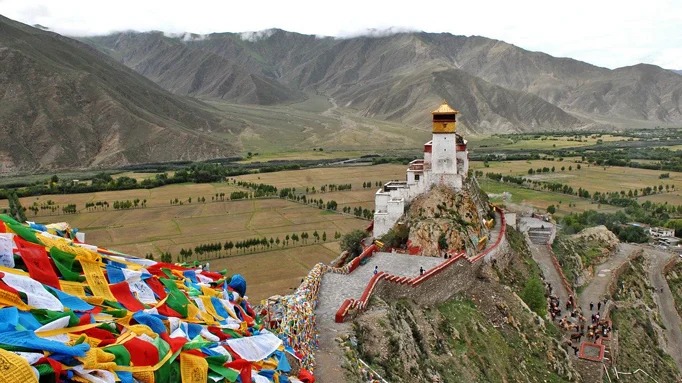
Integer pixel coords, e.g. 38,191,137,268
334,207,506,322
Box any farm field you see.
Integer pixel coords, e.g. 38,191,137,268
5,160,682,298
0,180,370,301
471,160,682,195
473,134,633,151
479,180,619,215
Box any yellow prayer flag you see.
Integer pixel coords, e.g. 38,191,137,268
0,348,38,383
180,352,208,383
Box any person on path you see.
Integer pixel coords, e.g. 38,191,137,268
374,266,378,275
420,266,424,276
589,302,594,311
597,302,601,311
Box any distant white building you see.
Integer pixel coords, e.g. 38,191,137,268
373,101,470,238
649,226,675,238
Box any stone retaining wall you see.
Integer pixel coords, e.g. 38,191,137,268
546,244,574,297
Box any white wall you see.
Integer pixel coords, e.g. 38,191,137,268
431,133,457,175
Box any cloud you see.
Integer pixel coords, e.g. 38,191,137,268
335,26,418,39
163,31,209,42
239,29,276,42
1,0,681,69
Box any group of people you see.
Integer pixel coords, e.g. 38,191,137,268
544,281,612,356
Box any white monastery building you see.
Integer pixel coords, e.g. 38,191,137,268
373,101,470,237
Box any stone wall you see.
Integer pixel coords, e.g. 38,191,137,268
337,207,509,322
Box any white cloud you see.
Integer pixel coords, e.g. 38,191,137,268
239,29,276,42
1,0,680,69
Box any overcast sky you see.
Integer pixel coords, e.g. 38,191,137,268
2,0,681,69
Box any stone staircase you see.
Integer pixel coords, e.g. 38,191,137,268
528,227,553,244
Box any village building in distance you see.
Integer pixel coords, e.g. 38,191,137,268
373,101,470,237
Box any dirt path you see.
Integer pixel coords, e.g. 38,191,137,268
529,243,569,304
646,247,682,371
577,243,635,316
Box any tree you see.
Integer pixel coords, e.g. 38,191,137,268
547,205,556,214
313,231,319,242
7,192,27,222
322,232,327,242
521,278,547,317
285,235,290,246
340,229,366,258
438,232,449,251
50,175,59,184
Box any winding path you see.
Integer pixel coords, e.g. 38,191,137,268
577,243,635,316
646,247,682,371
529,243,569,304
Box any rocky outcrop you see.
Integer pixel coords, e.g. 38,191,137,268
402,181,493,257
553,225,619,287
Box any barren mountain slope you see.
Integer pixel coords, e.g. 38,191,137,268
84,30,682,131
0,16,241,172
82,32,305,104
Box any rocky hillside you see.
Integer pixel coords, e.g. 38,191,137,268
0,15,241,172
666,259,682,316
82,29,682,132
612,255,681,382
341,226,578,382
397,181,493,257
553,225,620,287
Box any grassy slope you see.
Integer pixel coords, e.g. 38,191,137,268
665,260,682,317
346,226,573,382
612,256,680,382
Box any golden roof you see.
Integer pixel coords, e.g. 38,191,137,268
431,100,459,114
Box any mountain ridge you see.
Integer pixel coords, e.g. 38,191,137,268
81,28,682,131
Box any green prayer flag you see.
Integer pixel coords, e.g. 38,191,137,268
49,247,85,282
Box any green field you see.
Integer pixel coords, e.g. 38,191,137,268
472,159,682,195
479,179,618,215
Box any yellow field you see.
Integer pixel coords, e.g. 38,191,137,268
237,150,367,163
233,163,407,190
0,179,372,301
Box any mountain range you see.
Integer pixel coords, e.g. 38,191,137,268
2,14,682,171
81,29,682,133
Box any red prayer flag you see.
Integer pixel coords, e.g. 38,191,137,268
109,281,145,312
145,277,168,299
15,236,61,289
123,337,159,367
